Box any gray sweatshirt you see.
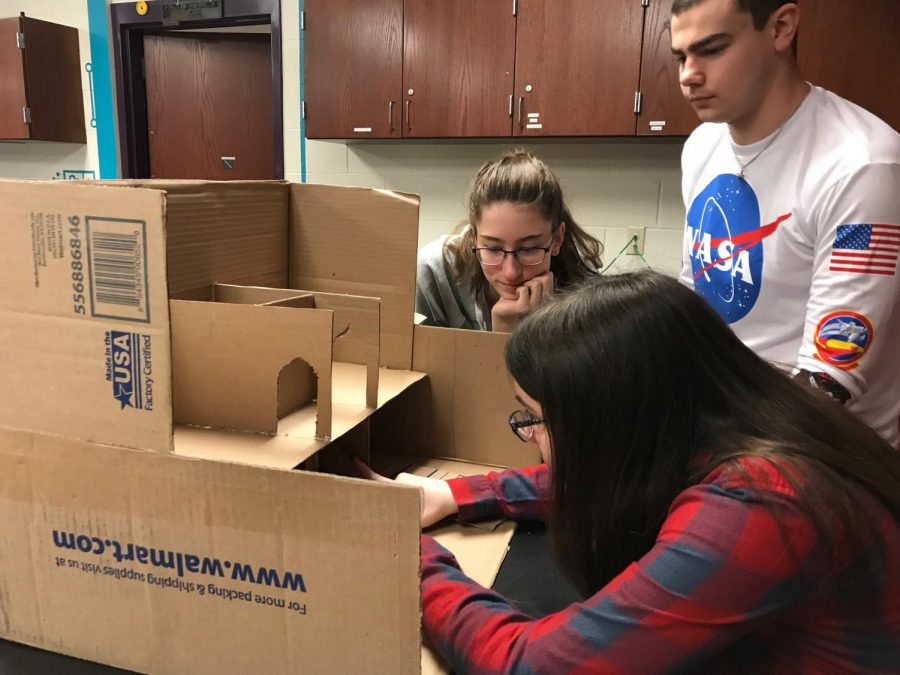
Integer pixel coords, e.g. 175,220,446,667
415,235,491,330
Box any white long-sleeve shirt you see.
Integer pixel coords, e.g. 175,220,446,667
681,86,900,448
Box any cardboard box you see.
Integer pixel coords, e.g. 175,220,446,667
0,179,540,674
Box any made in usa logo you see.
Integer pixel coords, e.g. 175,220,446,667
104,330,154,411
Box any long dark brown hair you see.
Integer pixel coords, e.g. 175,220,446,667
506,270,900,594
445,149,602,304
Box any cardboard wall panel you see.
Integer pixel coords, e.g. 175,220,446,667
0,429,422,675
171,300,334,438
104,181,291,296
411,325,541,468
288,184,419,370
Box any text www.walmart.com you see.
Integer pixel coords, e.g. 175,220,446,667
52,530,308,614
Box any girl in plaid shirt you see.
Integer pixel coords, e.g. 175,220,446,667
375,270,900,673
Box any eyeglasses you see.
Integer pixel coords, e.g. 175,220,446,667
508,409,544,442
472,244,552,266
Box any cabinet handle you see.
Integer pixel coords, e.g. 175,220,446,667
405,100,412,131
517,96,525,129
389,101,395,131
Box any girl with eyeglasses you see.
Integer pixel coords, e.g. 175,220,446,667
365,270,900,673
415,149,602,333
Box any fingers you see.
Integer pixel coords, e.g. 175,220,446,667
352,457,394,484
517,272,554,312
530,270,554,300
491,271,556,332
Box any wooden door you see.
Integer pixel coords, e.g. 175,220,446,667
636,0,699,137
0,17,29,140
798,0,900,131
144,32,274,179
514,0,644,136
304,0,402,139
403,0,516,138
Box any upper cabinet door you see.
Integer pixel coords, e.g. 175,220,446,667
513,0,644,136
636,0,699,137
0,17,29,140
402,0,516,138
304,0,403,139
20,16,86,143
797,0,900,132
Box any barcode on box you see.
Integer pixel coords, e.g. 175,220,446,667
86,216,150,323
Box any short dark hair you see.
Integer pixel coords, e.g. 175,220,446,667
671,0,792,30
506,270,900,595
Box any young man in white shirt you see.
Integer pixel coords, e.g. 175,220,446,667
672,0,900,447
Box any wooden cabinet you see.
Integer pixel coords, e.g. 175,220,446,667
0,14,86,143
303,0,402,139
636,0,699,137
403,0,515,138
514,0,644,137
797,0,899,132
302,0,699,139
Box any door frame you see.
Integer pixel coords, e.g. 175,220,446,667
111,0,283,179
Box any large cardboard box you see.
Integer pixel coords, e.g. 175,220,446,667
0,180,540,674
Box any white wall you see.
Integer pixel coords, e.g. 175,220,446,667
280,0,686,274
302,139,686,274
0,0,98,179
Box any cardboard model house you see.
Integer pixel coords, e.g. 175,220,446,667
0,179,540,674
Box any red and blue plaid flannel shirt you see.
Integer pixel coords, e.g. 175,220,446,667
421,459,900,673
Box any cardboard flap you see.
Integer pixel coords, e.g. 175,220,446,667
288,184,419,370
170,300,334,438
412,325,541,467
0,428,422,675
0,181,173,453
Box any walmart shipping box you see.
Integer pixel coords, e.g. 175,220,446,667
0,180,541,674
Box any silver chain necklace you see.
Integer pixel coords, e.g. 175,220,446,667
731,124,786,180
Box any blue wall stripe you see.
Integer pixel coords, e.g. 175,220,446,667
298,0,307,183
86,0,118,178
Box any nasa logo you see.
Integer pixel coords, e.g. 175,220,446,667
685,174,788,323
813,311,873,370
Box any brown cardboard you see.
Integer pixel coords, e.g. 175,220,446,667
411,325,542,467
170,299,335,437
210,283,314,307
0,428,422,675
270,290,382,408
0,178,533,675
175,363,427,470
0,181,173,453
100,180,291,295
288,183,419,370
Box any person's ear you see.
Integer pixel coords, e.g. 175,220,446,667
551,222,566,255
769,3,799,54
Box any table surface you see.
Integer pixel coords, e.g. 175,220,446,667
0,522,581,674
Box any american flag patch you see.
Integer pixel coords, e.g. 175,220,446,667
829,223,900,276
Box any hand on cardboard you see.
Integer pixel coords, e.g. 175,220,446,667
353,459,458,528
491,270,555,333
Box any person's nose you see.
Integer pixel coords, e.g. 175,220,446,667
500,252,524,282
679,55,705,89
